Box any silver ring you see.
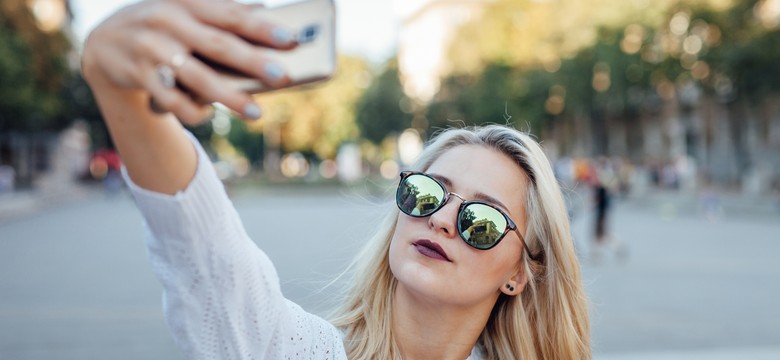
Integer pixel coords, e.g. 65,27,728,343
156,64,176,89
155,54,188,89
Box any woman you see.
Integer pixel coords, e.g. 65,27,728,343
82,1,591,359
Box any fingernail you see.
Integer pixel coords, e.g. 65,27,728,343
272,28,293,44
244,103,262,119
264,62,285,80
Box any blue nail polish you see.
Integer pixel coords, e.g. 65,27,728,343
244,103,262,119
272,28,293,44
264,63,285,80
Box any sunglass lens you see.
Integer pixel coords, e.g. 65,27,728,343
397,174,445,216
459,203,508,249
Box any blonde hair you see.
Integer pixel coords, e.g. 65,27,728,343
330,125,591,359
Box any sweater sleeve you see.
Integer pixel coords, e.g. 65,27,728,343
122,131,346,359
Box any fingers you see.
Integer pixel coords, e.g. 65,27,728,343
170,53,263,119
167,16,293,89
184,0,297,49
138,1,295,117
144,62,210,125
92,0,296,122
132,28,261,121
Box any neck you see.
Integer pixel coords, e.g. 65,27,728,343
392,284,497,360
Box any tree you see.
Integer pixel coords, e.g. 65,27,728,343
355,61,413,144
227,116,264,166
431,0,780,187
215,55,371,175
249,55,371,160
427,62,554,137
0,0,72,133
444,0,693,76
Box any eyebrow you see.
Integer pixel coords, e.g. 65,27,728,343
429,173,513,215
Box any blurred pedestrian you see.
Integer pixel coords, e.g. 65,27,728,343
590,157,627,263
593,159,612,240
82,1,591,359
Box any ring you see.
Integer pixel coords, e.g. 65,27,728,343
156,64,176,89
155,54,188,89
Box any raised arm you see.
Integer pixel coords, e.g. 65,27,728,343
81,0,294,194
80,2,348,358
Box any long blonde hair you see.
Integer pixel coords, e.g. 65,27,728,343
330,125,591,359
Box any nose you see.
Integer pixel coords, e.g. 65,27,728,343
428,192,465,238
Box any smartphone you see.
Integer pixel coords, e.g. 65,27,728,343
214,0,337,94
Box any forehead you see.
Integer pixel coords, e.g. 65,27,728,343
426,145,529,218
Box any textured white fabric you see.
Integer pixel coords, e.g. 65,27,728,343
123,132,347,360
123,131,483,360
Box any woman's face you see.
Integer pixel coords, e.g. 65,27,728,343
389,144,531,308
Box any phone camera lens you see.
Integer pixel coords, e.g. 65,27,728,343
298,24,320,44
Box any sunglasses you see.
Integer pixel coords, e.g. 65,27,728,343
396,171,538,260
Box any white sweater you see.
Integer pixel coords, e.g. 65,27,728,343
124,132,483,359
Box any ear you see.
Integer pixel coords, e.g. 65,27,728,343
500,265,529,296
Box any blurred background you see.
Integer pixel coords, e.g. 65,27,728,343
1,0,779,359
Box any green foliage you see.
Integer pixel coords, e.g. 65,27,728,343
57,73,108,147
0,0,73,133
0,21,37,131
427,0,780,147
427,64,551,134
227,116,264,166
355,62,412,144
694,3,780,100
248,55,370,160
186,121,215,149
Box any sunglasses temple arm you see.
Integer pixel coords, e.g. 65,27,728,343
514,227,537,261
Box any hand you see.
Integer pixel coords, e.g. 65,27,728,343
81,0,298,125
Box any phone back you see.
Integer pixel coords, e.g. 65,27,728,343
225,0,336,93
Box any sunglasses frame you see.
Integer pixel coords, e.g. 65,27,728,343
396,171,539,261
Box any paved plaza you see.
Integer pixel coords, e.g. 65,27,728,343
1,185,779,359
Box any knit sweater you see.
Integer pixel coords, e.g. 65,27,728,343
124,132,483,359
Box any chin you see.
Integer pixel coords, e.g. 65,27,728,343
390,253,450,301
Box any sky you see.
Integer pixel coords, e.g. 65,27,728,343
69,0,430,62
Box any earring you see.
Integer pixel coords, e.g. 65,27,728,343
505,284,514,292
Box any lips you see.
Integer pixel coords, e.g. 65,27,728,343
413,239,451,262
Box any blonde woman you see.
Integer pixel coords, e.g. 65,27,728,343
82,0,590,359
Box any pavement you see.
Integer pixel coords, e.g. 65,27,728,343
3,179,778,225
624,187,780,221
0,182,100,224
596,347,780,360
1,180,779,360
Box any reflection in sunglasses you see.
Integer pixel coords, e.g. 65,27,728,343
398,172,517,250
463,218,502,247
416,194,439,214
399,176,444,216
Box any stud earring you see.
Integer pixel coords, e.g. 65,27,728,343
505,284,514,292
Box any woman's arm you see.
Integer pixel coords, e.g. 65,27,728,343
82,1,346,358
124,133,344,358
82,0,293,194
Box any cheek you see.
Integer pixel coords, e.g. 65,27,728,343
388,215,433,280
388,216,407,272
390,213,419,246
465,247,522,286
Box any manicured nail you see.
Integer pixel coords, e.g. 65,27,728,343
272,28,293,44
244,103,262,119
264,62,285,80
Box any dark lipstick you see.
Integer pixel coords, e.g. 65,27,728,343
413,239,451,262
